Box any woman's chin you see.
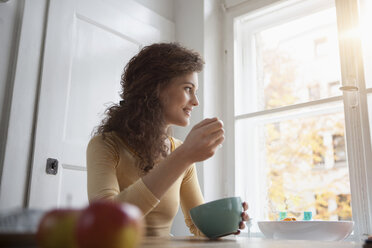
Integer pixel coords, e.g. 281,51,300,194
179,121,189,127
168,117,190,127
178,119,190,127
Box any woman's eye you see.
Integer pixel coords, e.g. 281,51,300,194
185,87,192,92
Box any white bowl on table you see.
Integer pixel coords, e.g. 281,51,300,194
257,220,353,241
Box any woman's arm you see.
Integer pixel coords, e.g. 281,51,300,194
87,117,223,215
87,134,160,216
142,117,224,199
180,164,205,236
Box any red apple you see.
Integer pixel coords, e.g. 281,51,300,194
76,200,144,248
36,208,80,248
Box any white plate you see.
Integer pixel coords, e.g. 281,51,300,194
257,220,353,241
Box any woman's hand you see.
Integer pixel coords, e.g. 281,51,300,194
234,201,250,235
180,117,224,163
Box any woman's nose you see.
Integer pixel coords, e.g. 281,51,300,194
192,95,199,106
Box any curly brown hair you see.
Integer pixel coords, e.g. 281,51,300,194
94,43,204,173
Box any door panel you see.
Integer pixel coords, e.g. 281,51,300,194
58,165,87,208
64,17,138,143
28,0,174,209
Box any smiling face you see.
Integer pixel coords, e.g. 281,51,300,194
160,72,199,127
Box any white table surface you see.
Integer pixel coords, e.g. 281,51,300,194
140,236,365,248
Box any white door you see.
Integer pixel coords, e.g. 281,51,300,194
28,0,174,209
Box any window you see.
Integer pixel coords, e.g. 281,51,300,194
308,84,321,101
230,0,372,238
328,81,341,96
312,134,325,167
314,37,328,58
333,134,346,165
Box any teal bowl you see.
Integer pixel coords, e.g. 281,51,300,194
189,196,242,238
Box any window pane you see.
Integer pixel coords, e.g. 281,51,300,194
235,1,354,231
235,109,352,227
264,113,351,221
253,8,341,112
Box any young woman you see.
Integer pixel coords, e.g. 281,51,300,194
87,43,249,237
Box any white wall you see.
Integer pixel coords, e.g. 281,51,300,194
0,0,23,204
171,0,205,236
203,0,227,202
170,0,226,236
0,0,48,211
0,1,21,152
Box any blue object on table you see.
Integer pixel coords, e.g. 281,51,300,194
303,211,312,221
279,211,287,220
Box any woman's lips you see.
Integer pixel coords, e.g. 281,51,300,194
183,109,191,117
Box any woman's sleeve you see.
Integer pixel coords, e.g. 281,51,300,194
86,135,160,216
180,164,206,236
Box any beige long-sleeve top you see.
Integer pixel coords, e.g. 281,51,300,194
86,132,205,237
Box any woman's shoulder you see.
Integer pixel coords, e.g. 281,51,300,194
88,132,123,151
89,132,140,160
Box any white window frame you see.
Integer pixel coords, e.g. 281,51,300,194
223,0,372,239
